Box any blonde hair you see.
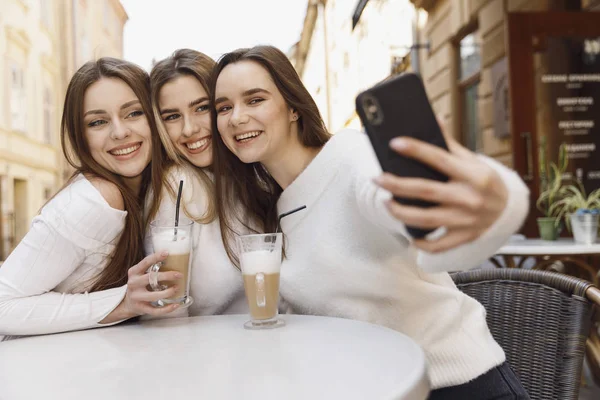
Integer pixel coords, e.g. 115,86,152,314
149,49,217,224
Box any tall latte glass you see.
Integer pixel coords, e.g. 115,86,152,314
237,233,284,330
148,218,194,308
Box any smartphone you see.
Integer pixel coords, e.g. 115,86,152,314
355,73,449,239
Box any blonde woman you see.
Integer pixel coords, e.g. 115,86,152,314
146,49,247,316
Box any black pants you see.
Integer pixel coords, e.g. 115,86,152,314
428,362,530,400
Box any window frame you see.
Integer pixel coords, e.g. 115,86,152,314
40,0,53,30
8,60,27,134
43,86,53,144
456,26,482,152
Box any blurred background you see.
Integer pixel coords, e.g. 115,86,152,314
0,0,599,261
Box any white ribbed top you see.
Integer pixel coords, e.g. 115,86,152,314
0,175,128,338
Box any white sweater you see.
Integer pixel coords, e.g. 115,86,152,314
0,175,128,338
276,129,529,389
144,166,247,317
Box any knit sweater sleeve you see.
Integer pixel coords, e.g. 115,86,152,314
0,177,128,336
348,130,529,273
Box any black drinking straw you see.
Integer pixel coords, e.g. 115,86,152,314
276,205,307,233
174,180,184,238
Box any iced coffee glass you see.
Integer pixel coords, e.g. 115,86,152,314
148,218,194,308
237,233,284,330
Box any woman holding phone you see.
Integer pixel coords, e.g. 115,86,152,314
0,58,181,339
210,45,530,399
147,49,247,316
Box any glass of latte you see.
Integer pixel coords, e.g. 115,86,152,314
237,233,284,330
148,218,194,308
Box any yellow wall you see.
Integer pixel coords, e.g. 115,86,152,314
0,0,127,259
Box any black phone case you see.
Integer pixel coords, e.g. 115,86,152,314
356,73,449,239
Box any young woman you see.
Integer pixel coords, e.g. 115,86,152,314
211,45,531,399
0,58,181,339
148,49,246,316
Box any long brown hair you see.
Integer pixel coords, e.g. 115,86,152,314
210,45,331,267
61,57,167,292
148,49,216,224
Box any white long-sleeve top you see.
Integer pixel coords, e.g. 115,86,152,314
276,129,530,389
144,166,247,317
0,175,128,339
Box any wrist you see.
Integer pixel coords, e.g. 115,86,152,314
98,299,138,325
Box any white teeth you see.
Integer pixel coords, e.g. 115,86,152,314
111,144,140,156
186,138,209,150
235,131,261,141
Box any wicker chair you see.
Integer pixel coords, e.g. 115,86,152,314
451,268,600,400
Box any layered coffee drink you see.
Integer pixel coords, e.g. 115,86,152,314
243,272,280,320
151,230,191,303
241,249,281,322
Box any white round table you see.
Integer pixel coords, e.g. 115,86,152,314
492,238,600,284
497,238,600,256
0,314,429,400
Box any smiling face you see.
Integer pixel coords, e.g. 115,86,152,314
214,60,298,165
158,74,212,167
82,77,152,180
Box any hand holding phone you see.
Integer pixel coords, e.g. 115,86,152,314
356,73,511,251
356,73,449,238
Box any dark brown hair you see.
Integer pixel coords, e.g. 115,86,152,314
210,45,331,267
61,57,167,292
149,49,216,224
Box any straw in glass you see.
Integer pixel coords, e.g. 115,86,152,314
174,180,184,239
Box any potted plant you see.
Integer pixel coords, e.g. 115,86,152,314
550,180,600,244
535,137,567,240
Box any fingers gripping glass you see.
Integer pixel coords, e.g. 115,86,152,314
148,219,194,308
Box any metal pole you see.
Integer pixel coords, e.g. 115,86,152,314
410,4,421,75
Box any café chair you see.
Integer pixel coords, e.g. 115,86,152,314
451,268,600,400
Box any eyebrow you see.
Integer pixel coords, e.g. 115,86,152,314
214,88,271,105
160,97,210,115
189,96,209,108
84,99,141,117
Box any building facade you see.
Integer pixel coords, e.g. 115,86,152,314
410,0,600,236
296,0,600,163
0,0,127,260
409,0,599,167
296,0,600,236
293,0,418,133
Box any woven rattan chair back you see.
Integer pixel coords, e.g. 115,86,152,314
451,269,594,400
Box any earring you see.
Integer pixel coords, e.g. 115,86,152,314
292,115,298,121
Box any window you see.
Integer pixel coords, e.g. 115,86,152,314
80,28,90,65
9,62,27,133
43,87,53,144
103,2,110,30
460,34,481,80
40,0,52,29
458,32,482,152
77,0,90,66
113,11,120,37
